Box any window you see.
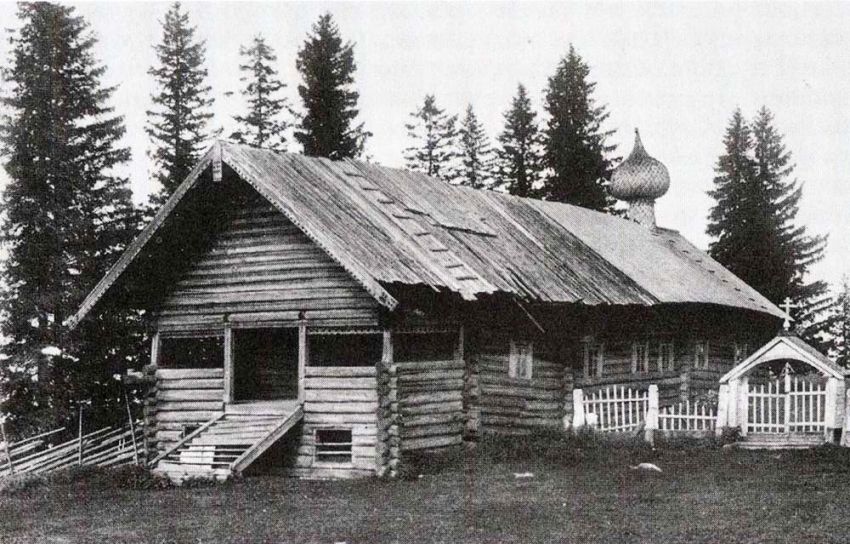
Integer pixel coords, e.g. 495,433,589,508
159,335,224,369
315,429,352,464
694,341,710,369
181,425,200,439
631,342,650,373
509,340,533,379
583,341,605,378
309,333,382,367
734,342,749,363
394,332,457,362
658,342,675,372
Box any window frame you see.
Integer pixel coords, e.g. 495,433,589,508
657,341,675,372
631,341,650,373
583,340,605,378
314,427,353,466
694,341,710,369
508,339,533,380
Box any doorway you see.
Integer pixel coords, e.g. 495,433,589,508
233,328,298,402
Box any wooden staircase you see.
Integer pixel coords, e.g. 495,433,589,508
152,402,303,483
738,432,826,450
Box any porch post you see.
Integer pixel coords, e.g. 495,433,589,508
223,325,234,404
298,322,308,403
727,379,738,428
738,376,749,437
825,377,839,442
644,384,659,445
572,388,585,429
715,383,729,437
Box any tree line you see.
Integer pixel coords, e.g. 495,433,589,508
0,2,846,434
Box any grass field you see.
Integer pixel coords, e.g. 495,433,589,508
2,434,850,544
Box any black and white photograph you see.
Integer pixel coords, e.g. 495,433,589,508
0,1,849,542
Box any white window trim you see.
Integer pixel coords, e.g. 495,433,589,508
509,339,533,380
694,341,710,369
657,341,675,372
631,341,650,373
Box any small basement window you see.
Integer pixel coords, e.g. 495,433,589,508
159,336,224,369
309,333,382,366
315,429,352,464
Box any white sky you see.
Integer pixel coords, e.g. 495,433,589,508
0,1,848,291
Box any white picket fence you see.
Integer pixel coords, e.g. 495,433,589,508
573,384,718,437
573,385,653,433
659,400,717,432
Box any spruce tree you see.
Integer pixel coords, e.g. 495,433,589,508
455,105,493,189
496,84,543,197
826,278,850,367
0,3,142,433
295,13,370,159
147,1,214,206
231,35,293,151
707,107,829,335
404,95,458,181
541,45,616,211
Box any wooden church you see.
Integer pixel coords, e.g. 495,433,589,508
69,133,784,480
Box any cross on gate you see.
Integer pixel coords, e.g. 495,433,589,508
780,297,799,331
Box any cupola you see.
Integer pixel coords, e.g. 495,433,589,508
610,129,670,229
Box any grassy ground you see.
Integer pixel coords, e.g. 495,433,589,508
3,434,850,543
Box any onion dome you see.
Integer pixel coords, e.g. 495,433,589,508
610,129,670,201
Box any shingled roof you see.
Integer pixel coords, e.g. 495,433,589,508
68,141,784,328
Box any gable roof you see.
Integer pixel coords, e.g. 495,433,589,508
720,334,847,383
68,141,784,329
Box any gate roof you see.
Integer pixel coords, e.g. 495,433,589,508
720,333,847,383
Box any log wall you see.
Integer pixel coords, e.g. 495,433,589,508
476,338,567,435
155,199,379,332
290,366,378,479
396,360,466,451
152,368,225,453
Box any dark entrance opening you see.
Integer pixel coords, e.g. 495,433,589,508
233,328,298,401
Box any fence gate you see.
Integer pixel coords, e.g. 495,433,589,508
747,376,826,435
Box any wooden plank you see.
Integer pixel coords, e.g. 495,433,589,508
156,368,224,380
305,366,377,378
157,411,222,422
401,434,463,451
158,390,224,402
305,389,378,402
157,401,224,412
400,391,462,406
158,379,224,390
224,325,234,403
304,377,376,390
303,413,377,425
304,402,377,414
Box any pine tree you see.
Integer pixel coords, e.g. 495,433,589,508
707,107,829,337
231,35,294,151
496,84,543,197
404,95,458,181
0,3,143,434
147,2,214,207
455,105,493,189
541,45,616,211
295,13,370,159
